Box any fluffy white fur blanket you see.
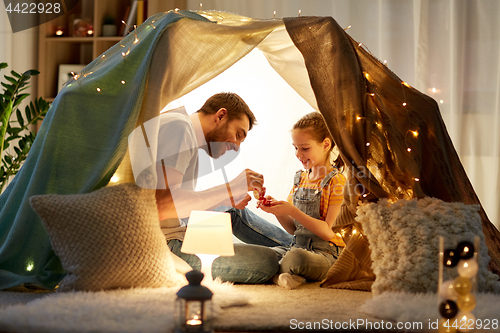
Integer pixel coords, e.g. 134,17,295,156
0,280,248,333
361,292,500,332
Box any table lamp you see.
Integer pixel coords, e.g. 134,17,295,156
181,211,235,284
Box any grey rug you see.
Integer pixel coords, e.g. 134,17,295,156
0,282,375,333
213,283,377,332
6,282,496,332
0,281,248,333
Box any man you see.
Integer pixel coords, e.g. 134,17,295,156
152,92,292,283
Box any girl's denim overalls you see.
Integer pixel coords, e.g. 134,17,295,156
274,168,342,281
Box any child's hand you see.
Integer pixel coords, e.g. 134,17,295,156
253,187,271,207
259,199,293,216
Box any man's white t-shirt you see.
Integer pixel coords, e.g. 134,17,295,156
157,107,203,241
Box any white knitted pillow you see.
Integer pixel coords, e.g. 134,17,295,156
30,183,184,292
356,197,500,295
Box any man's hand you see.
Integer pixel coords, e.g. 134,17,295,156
225,168,263,209
228,168,264,197
234,193,252,209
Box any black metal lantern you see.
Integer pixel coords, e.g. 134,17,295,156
175,270,214,333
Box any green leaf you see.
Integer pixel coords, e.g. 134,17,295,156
13,93,29,109
10,70,22,79
20,73,32,82
25,105,32,122
16,109,24,127
6,128,22,136
0,63,7,70
4,75,18,85
24,70,40,76
1,82,14,94
18,138,25,150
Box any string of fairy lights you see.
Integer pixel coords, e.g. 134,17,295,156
350,27,423,187
65,5,443,240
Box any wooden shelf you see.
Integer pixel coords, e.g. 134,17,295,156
37,0,186,102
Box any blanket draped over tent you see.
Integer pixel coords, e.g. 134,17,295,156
0,10,499,291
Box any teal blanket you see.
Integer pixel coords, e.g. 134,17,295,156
0,10,209,290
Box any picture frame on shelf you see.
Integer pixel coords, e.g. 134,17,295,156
58,64,86,93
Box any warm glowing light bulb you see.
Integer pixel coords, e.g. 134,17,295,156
455,312,475,332
383,60,387,65
432,87,437,93
457,293,476,312
414,178,420,182
273,10,276,18
110,175,120,183
366,142,370,147
412,131,418,137
453,276,472,296
440,280,458,300
457,259,479,278
96,87,101,92
358,42,363,47
356,116,362,120
174,8,179,12
26,261,34,271
298,9,301,17
352,229,357,234
407,148,412,152
121,80,125,84
402,102,407,107
440,100,444,104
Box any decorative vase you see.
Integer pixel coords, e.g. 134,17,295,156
102,24,117,37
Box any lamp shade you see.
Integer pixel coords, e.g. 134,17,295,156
181,211,235,256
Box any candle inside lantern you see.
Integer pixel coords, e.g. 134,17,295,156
186,315,202,326
55,26,64,37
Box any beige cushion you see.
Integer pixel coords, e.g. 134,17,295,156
29,183,184,292
356,197,500,295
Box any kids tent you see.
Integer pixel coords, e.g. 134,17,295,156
0,10,499,290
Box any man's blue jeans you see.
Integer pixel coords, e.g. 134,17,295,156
168,207,293,284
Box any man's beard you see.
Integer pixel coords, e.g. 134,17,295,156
205,123,229,159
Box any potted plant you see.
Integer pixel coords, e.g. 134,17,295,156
0,63,49,193
102,14,117,36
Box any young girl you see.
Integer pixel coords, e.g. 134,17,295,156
258,112,346,289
